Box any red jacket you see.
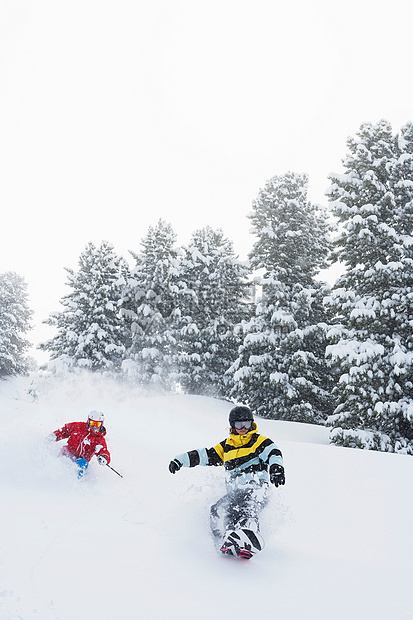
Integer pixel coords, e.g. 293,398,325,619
53,422,111,464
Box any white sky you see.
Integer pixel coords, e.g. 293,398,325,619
1,0,412,359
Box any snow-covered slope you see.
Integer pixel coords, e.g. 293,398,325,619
1,374,412,620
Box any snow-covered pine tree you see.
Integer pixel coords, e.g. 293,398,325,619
40,241,130,373
230,172,333,423
120,220,184,390
325,120,413,453
177,226,251,397
0,272,33,377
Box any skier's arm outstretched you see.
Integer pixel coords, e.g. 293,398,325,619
52,422,78,441
169,443,225,474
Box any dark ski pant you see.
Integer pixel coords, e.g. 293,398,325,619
210,487,269,538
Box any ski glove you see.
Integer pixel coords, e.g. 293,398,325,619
169,459,182,474
269,464,285,487
97,455,108,466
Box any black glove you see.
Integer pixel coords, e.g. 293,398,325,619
270,464,285,487
169,459,182,474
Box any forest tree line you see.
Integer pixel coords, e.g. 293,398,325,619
2,120,413,455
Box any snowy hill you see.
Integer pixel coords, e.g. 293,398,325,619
1,373,412,620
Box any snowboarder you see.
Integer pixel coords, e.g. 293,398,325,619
51,410,111,478
168,405,285,558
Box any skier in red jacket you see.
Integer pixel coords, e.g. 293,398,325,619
51,410,111,478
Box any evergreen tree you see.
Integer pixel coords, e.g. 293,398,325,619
325,120,413,453
120,220,184,390
0,272,33,377
178,226,251,397
231,172,333,423
40,241,129,372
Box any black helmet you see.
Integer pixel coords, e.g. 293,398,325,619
229,405,254,426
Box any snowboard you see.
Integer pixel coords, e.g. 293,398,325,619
220,528,265,560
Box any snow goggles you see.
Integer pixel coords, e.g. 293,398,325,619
88,419,102,428
233,420,253,430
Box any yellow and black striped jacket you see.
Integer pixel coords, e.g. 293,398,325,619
174,423,283,491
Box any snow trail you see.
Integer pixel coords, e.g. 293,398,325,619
1,374,412,620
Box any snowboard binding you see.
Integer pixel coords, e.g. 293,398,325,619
220,528,265,560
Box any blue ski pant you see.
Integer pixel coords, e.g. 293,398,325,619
60,449,89,478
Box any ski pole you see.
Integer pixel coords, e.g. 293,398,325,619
107,464,123,478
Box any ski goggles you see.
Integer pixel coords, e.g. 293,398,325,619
88,419,103,428
233,420,253,430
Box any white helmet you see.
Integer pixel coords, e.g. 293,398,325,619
88,410,105,424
